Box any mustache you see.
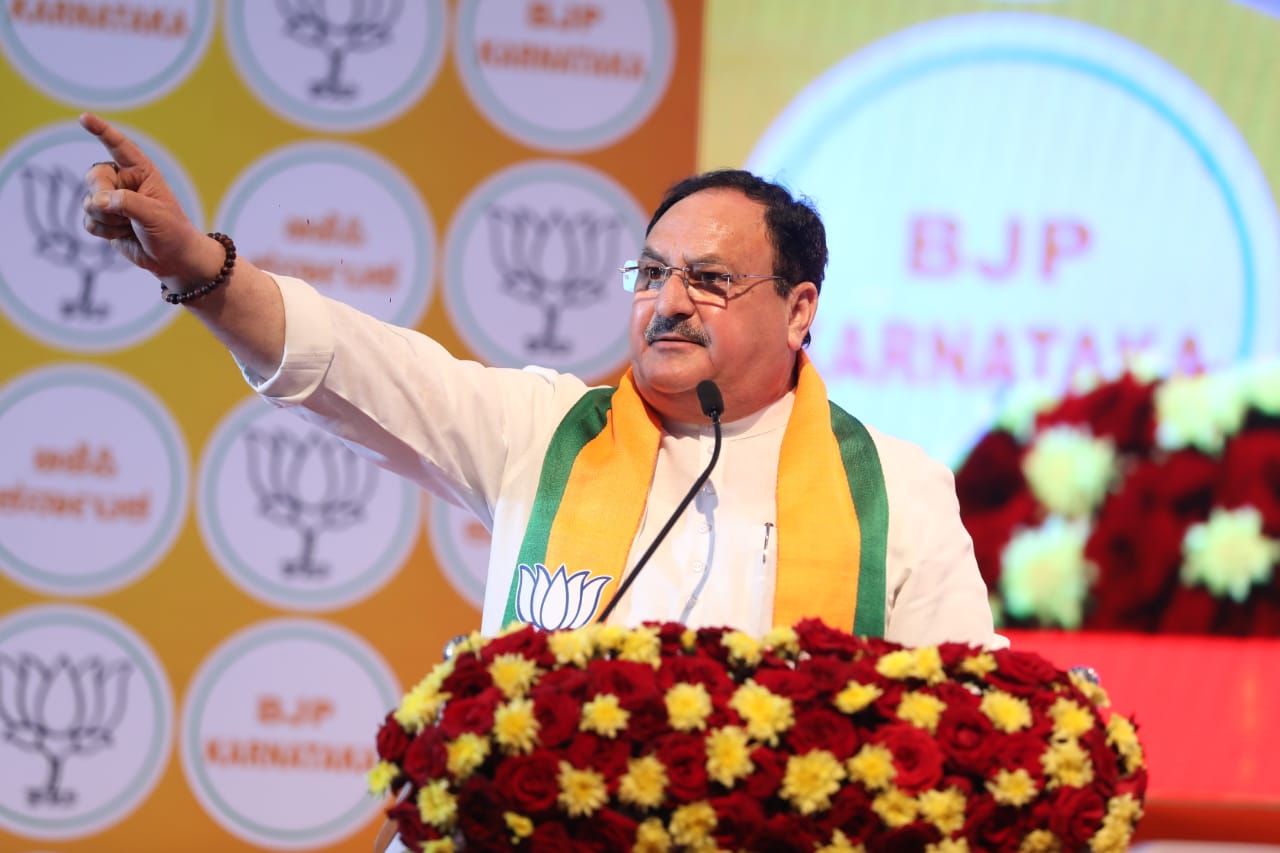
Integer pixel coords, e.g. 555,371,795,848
644,314,710,346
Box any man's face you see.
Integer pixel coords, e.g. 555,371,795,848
628,187,816,423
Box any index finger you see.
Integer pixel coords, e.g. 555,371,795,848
78,112,151,172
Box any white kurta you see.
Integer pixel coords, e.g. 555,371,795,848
244,275,1004,648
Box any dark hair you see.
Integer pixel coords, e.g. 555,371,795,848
645,169,828,298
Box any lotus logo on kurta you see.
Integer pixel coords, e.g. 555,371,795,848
514,563,611,630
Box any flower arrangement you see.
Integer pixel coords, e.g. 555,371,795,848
368,619,1146,852
955,362,1280,634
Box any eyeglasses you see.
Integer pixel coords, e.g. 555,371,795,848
619,259,787,306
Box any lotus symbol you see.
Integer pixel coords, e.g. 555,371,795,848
514,563,611,631
0,653,132,806
277,0,404,99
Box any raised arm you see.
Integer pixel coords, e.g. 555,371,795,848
79,112,284,377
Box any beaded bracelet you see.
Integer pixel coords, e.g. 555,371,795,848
160,232,237,305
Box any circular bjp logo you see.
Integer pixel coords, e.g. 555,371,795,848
224,0,448,132
197,396,420,612
0,0,212,109
443,160,644,380
180,618,400,850
216,141,436,328
0,604,174,841
0,364,189,597
747,13,1280,466
454,0,675,152
0,121,203,353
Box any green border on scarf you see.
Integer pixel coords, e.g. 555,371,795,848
830,401,889,637
501,387,615,627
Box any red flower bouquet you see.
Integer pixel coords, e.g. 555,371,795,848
956,366,1280,635
369,620,1146,852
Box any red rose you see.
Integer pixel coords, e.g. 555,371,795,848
996,731,1052,778
786,708,858,759
1158,584,1220,634
531,665,590,702
867,822,941,853
493,750,560,814
529,822,575,853
818,784,876,842
456,775,513,852
442,653,495,698
709,792,765,848
575,808,638,852
935,701,997,776
387,797,439,851
744,745,786,800
439,686,503,738
1219,432,1280,532
566,732,630,780
375,712,412,764
756,813,822,853
1038,373,1157,453
754,667,818,703
586,659,660,710
873,724,944,794
480,625,551,665
530,689,580,748
796,655,857,698
401,727,448,785
794,617,862,657
657,653,737,698
654,733,708,802
961,795,1026,853
986,649,1063,696
1047,784,1106,850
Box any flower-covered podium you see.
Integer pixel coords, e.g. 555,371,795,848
368,620,1146,853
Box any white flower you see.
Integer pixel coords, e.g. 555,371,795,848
1181,507,1279,602
514,563,611,631
993,383,1056,442
1241,359,1280,416
1000,518,1096,629
1155,372,1247,453
1022,426,1115,518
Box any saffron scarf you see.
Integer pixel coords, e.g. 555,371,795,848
502,352,888,635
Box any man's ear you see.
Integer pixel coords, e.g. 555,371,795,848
786,281,818,351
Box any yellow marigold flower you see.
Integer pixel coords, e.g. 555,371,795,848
846,743,896,790
1019,829,1061,852
548,629,595,667
488,653,540,699
665,682,714,732
1089,819,1132,853
729,680,794,745
722,631,762,666
1042,738,1094,788
1107,792,1144,823
556,761,607,817
918,787,966,834
834,681,883,714
634,817,673,852
960,653,997,678
705,725,755,787
394,677,450,733
1106,715,1145,771
446,732,491,779
987,768,1038,806
1181,506,1279,602
875,649,917,680
980,690,1032,733
619,625,662,667
1069,670,1110,708
366,760,399,795
493,697,539,755
580,693,630,738
1155,372,1247,453
897,691,947,734
681,629,698,650
871,787,918,828
817,829,867,853
504,811,534,841
417,779,458,829
619,754,668,810
781,750,845,815
926,840,971,853
762,626,800,657
450,630,485,656
669,801,718,847
1000,518,1095,629
422,840,455,853
594,624,628,653
1022,426,1115,518
1049,698,1094,740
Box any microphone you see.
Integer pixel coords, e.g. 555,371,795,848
597,380,724,625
